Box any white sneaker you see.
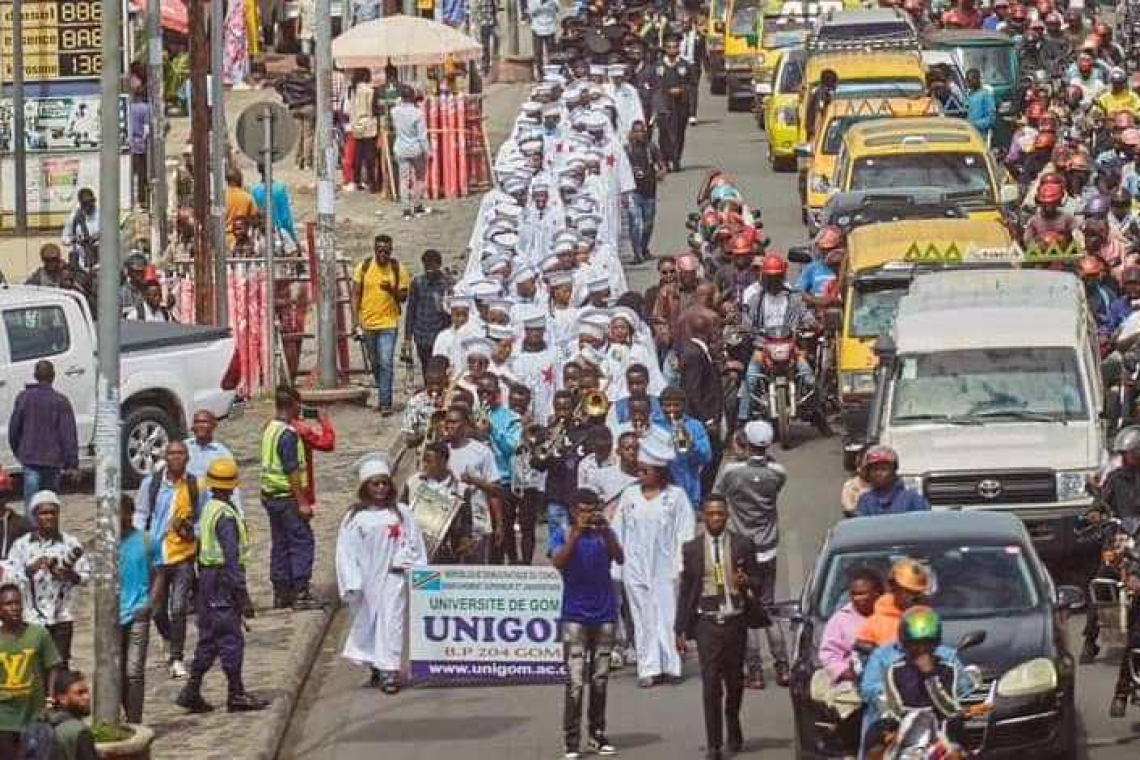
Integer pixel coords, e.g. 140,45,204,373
343,183,356,192
588,735,617,756
170,659,188,679
610,649,624,670
688,117,697,126
564,751,581,759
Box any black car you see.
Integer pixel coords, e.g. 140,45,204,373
784,511,1083,759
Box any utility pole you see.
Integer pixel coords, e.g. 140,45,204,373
315,0,338,386
210,0,228,325
507,0,519,57
12,0,27,234
94,0,123,725
146,0,167,257
190,0,214,322
261,106,278,390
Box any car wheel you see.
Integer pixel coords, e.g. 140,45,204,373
121,405,178,488
1048,694,1077,759
711,76,727,96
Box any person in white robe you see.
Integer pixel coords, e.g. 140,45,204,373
603,308,665,401
432,295,483,379
512,307,562,422
336,453,427,694
610,428,695,685
607,64,646,142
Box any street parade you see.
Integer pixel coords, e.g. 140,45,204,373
7,0,1140,757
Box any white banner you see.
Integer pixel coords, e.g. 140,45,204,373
408,565,567,684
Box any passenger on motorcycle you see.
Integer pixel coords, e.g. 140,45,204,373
1024,177,1078,245
1106,266,1140,332
797,225,843,307
861,607,972,760
818,567,884,683
1108,188,1140,243
858,558,931,649
736,254,817,422
854,446,931,518
714,228,759,309
1077,254,1118,333
1095,113,1138,171
1067,52,1107,104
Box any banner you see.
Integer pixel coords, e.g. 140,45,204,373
408,565,566,685
0,151,129,227
0,94,127,154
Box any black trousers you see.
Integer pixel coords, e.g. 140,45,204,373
657,103,689,167
501,488,541,565
354,136,378,192
695,616,747,751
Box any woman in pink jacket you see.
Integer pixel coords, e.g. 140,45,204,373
818,568,884,682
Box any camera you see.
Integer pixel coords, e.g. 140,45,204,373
301,406,320,420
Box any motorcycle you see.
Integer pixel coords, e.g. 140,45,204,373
1076,515,1140,650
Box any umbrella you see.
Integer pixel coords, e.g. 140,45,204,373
130,0,189,35
332,15,482,69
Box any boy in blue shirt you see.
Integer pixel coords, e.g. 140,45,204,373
553,489,625,759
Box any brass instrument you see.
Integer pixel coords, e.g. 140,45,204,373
531,419,572,461
669,412,692,454
416,388,448,469
473,401,492,439
632,416,650,438
576,389,611,423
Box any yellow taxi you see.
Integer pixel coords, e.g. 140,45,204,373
767,49,926,172
750,17,811,121
833,217,1014,465
831,117,1018,222
797,96,937,230
723,0,764,111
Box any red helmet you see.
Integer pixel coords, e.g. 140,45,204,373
815,224,845,252
1036,180,1064,205
729,229,757,256
1077,254,1105,278
862,445,899,470
760,254,788,276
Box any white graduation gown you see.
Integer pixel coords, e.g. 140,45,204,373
336,504,427,671
511,345,561,422
611,484,695,679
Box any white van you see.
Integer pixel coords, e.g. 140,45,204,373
872,268,1105,557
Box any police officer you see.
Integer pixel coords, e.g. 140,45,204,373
260,386,322,610
175,458,268,713
656,32,692,172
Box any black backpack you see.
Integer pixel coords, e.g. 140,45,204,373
20,715,60,760
146,469,200,531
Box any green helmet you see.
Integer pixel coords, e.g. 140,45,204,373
899,606,942,646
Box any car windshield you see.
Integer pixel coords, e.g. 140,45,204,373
817,544,1041,619
890,347,1087,424
835,80,927,99
823,114,923,154
779,57,805,92
850,283,907,337
817,21,913,41
762,21,810,48
850,152,992,203
731,0,760,35
957,46,1014,87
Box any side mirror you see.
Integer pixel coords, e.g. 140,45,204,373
795,143,814,159
1055,584,1086,611
999,183,1019,205
787,245,813,264
956,630,987,653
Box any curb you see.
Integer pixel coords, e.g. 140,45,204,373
250,437,412,760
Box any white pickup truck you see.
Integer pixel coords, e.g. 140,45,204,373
0,285,239,486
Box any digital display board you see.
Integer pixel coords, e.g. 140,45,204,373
0,0,103,81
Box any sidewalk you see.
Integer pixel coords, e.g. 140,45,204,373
60,79,529,760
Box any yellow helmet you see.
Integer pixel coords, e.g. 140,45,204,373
206,457,239,491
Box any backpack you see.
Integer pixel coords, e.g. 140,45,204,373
350,84,377,138
20,716,59,760
146,468,200,531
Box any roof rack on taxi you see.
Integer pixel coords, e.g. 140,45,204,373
805,36,921,54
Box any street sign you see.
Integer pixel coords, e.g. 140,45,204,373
235,102,297,164
0,0,105,81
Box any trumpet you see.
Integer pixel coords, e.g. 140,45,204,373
473,401,491,438
669,412,692,455
417,409,447,469
576,389,611,423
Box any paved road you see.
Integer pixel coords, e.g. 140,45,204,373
283,89,1140,759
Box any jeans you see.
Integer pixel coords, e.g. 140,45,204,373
263,497,316,587
746,558,788,669
532,33,555,78
365,328,399,407
22,465,61,518
738,355,815,421
626,193,657,260
546,500,570,556
153,559,195,662
47,621,74,669
563,621,616,750
479,24,498,72
120,617,151,722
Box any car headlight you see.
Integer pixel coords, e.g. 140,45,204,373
839,371,875,396
1055,470,1093,501
810,173,830,194
780,106,798,125
900,475,923,493
996,657,1057,699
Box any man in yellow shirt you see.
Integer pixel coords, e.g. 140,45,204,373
352,234,410,415
224,168,259,248
1097,68,1140,118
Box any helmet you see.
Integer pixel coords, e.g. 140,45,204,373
206,457,240,491
1083,195,1109,217
891,558,931,594
1113,425,1140,454
729,229,756,256
899,606,943,646
815,224,845,252
1111,67,1129,85
862,444,899,469
760,254,788,276
1035,180,1064,205
1076,254,1105,278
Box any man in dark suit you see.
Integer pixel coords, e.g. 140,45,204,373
675,495,768,760
677,311,724,497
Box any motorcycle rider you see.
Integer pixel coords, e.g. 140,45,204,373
1024,178,1078,246
797,225,843,307
737,254,817,424
854,446,931,517
1041,12,1072,72
1077,254,1118,333
861,607,972,760
1109,188,1140,243
1098,68,1140,119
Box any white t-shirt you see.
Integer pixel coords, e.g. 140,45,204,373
447,439,499,534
